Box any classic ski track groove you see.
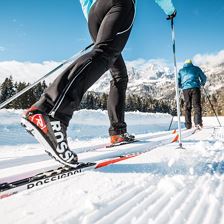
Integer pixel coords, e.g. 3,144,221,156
52,129,224,224
78,177,159,224
53,175,156,223
86,182,157,223
1,126,224,223
172,179,205,224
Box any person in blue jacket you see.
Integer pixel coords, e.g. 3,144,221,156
178,59,207,129
22,0,176,167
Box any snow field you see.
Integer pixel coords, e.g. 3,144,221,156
0,110,224,224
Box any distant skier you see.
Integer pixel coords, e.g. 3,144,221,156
21,0,176,167
178,59,207,129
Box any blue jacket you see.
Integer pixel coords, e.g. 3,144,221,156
80,0,175,20
178,63,207,90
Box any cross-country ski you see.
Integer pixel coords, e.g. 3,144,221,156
1,0,224,223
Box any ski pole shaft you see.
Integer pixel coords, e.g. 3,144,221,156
0,43,94,109
168,116,174,131
203,86,222,127
168,91,182,131
171,18,182,148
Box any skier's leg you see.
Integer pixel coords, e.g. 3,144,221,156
23,0,135,166
35,0,135,127
107,55,128,136
88,0,134,143
183,89,192,129
22,0,135,165
88,1,130,136
192,88,202,126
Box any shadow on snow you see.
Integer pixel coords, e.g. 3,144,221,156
98,161,224,176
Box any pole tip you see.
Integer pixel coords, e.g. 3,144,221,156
178,142,184,149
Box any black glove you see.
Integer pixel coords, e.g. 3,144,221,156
166,10,177,20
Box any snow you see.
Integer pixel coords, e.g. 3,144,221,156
0,109,172,144
0,110,224,224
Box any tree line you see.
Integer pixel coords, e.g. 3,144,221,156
0,76,176,114
81,91,177,115
0,76,47,109
1,76,222,116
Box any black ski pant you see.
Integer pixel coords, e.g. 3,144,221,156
35,0,135,135
183,88,203,128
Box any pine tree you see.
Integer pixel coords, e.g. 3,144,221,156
0,76,16,108
126,94,136,111
13,81,25,109
101,93,108,110
86,93,94,109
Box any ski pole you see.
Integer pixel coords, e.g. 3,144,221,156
168,90,182,131
0,43,94,109
203,86,222,127
168,116,174,131
170,18,183,148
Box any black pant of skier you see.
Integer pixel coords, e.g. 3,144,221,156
21,0,135,167
178,59,207,129
183,88,203,129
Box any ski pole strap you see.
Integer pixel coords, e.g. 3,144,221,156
171,19,176,58
83,43,94,52
171,18,174,27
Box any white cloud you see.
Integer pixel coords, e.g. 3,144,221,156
0,49,223,84
0,60,63,84
126,58,170,70
0,58,171,84
193,50,224,67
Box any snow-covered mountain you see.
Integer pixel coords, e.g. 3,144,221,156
0,50,224,101
89,52,224,100
89,59,176,100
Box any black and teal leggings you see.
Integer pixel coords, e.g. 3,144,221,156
35,0,135,135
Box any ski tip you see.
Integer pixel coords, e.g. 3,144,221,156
95,155,135,169
172,129,177,134
171,134,179,143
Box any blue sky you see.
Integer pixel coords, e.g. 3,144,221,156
0,0,224,63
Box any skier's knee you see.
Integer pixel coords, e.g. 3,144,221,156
185,102,192,111
93,44,121,67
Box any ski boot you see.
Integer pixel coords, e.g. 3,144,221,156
21,106,78,167
110,132,136,146
195,124,203,130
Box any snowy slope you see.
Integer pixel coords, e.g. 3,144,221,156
0,110,224,224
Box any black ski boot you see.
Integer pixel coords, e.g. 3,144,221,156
21,106,78,167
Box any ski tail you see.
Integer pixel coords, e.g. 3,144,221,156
0,162,96,199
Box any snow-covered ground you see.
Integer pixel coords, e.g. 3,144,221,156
0,109,224,224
